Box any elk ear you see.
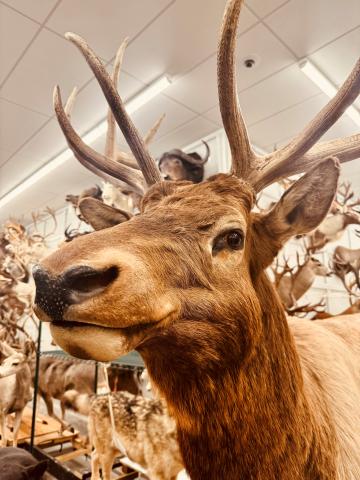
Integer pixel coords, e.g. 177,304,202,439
78,197,131,231
258,158,339,249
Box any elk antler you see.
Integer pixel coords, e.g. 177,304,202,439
218,0,360,191
64,33,162,186
104,38,165,171
54,36,165,194
286,298,326,318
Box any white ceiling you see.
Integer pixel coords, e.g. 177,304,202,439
0,0,359,224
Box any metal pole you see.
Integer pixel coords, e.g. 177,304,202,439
30,318,42,453
94,362,98,394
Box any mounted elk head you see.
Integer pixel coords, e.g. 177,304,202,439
33,0,360,477
158,140,210,183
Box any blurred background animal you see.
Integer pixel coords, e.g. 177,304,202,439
0,447,48,480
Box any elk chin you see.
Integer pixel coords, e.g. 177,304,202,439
50,323,138,361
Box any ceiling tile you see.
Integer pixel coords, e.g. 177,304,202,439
129,93,196,146
71,70,143,134
201,62,323,127
0,119,64,196
265,0,360,58
251,93,359,150
123,0,257,84
0,98,49,157
202,104,222,126
164,56,217,115
0,3,38,84
0,147,13,168
46,0,172,62
150,116,218,157
0,29,95,115
165,22,295,115
237,63,322,126
246,0,289,18
309,27,360,109
1,0,58,23
235,23,295,91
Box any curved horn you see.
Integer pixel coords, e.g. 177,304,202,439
65,32,161,187
201,140,210,163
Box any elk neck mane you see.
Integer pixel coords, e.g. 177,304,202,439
138,186,337,479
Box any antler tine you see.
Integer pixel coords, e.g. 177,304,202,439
64,86,78,118
143,113,166,146
115,114,166,169
217,0,255,178
250,57,360,191
53,86,145,195
104,37,129,161
218,0,359,189
65,32,161,186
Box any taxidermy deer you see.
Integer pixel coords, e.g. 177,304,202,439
158,141,210,183
332,244,360,289
88,390,183,480
307,182,360,252
37,357,141,428
33,0,360,478
272,251,330,309
0,339,32,447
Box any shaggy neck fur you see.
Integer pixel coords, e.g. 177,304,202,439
140,274,337,480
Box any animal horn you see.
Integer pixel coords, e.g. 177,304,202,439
201,140,211,163
64,32,162,187
217,0,254,178
218,0,360,190
104,37,129,161
53,86,145,195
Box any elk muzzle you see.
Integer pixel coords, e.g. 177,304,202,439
33,264,118,322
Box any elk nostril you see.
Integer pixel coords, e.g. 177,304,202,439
63,266,118,295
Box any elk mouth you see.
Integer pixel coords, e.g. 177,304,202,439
49,308,179,361
52,319,158,336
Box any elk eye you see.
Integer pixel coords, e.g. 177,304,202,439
212,229,244,255
226,231,244,249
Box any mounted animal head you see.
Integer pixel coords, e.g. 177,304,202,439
158,141,210,183
33,0,359,363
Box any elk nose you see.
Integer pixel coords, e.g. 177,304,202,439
33,264,118,321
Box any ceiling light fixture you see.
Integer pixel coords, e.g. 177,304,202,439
0,75,171,211
299,59,360,127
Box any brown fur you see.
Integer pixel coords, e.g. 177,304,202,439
35,169,360,479
88,392,183,480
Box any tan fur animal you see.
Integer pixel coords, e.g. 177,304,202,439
88,392,183,480
33,0,360,478
0,341,32,446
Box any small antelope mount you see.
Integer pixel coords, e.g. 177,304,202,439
34,0,360,478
